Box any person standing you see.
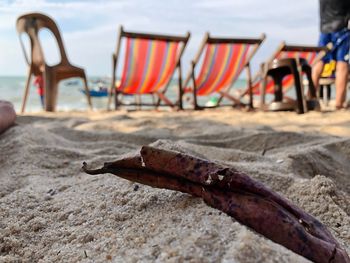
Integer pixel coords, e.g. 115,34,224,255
33,75,45,109
312,0,350,109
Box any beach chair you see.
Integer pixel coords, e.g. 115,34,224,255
108,26,190,110
182,32,266,109
16,12,92,112
250,42,328,109
317,60,336,105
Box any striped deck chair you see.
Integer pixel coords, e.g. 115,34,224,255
108,26,190,110
183,32,266,109
249,42,328,106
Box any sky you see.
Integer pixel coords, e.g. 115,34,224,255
0,0,321,77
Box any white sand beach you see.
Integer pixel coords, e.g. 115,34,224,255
0,109,349,262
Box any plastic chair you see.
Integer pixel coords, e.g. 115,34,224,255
248,42,328,109
261,58,320,114
16,12,92,112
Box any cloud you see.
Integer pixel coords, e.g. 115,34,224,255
0,0,321,76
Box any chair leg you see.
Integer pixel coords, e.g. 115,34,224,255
107,85,114,111
320,84,331,106
192,71,200,110
21,66,33,113
139,95,142,110
260,76,267,110
136,95,141,110
44,72,58,112
178,67,183,110
319,84,324,99
156,92,174,108
326,85,331,102
304,65,321,111
218,91,242,106
216,94,224,106
152,94,160,110
273,75,283,102
82,74,93,110
114,92,120,110
259,63,268,110
291,65,305,114
303,65,317,99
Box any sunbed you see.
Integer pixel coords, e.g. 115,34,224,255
182,32,266,109
107,26,190,110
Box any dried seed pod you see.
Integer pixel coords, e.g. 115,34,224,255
83,146,350,263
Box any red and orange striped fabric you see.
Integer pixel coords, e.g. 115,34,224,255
194,43,255,96
118,38,180,94
252,50,319,95
275,50,318,64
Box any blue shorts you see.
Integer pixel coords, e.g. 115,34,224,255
319,28,350,63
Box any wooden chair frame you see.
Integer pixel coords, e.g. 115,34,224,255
182,33,266,110
16,12,92,112
107,26,190,110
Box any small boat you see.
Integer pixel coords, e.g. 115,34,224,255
81,85,108,98
64,79,80,86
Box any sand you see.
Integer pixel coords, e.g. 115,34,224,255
0,109,349,262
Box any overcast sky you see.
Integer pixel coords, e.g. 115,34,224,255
0,0,320,77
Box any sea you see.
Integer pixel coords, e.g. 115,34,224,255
0,76,111,112
1,76,341,112
0,76,251,112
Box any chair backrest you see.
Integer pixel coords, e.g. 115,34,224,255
191,33,265,96
273,43,326,67
116,27,190,94
16,13,69,75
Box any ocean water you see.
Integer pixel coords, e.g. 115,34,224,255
0,76,109,112
0,76,250,112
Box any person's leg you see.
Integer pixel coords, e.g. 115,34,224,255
335,61,348,109
0,100,16,134
312,60,325,93
40,95,45,108
334,29,350,109
312,32,330,95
